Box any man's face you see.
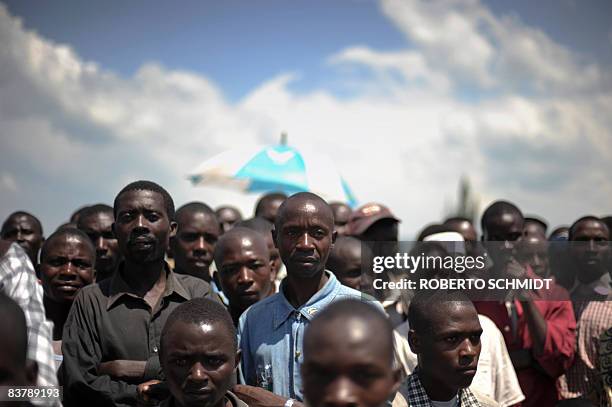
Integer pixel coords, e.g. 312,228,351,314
217,234,273,314
216,208,241,235
483,212,523,266
1,214,44,264
331,204,352,236
40,235,95,303
329,245,362,290
410,302,482,395
523,221,546,238
161,321,239,407
517,234,550,278
570,219,610,284
262,231,282,280
275,200,336,279
172,211,219,280
259,199,284,223
113,190,176,264
302,318,400,407
79,212,120,279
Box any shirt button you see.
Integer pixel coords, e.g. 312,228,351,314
153,346,158,353
295,350,301,358
503,326,510,332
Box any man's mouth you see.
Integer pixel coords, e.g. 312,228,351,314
54,282,82,292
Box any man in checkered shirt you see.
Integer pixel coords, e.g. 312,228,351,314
399,290,498,407
558,216,612,405
0,239,59,405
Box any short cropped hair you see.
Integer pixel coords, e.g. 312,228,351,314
255,193,287,216
408,289,473,335
480,201,523,233
568,215,609,241
1,211,43,235
161,297,236,352
41,227,96,262
175,202,215,222
113,181,175,220
77,204,113,227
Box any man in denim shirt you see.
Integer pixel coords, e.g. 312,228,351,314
239,192,374,401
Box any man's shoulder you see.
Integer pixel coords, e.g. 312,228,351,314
173,272,214,297
243,292,284,318
471,389,500,407
333,283,367,299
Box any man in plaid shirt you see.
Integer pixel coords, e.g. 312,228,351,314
399,290,498,407
0,239,59,405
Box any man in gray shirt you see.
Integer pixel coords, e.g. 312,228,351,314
61,181,217,407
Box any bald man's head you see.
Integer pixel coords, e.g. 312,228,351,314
302,299,399,407
172,202,220,280
274,192,336,279
214,227,273,319
327,236,362,290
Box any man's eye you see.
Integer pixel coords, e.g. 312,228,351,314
146,213,160,222
102,232,115,239
49,259,65,267
312,229,326,239
444,336,459,344
74,260,92,269
206,357,224,368
119,213,133,222
181,233,198,242
221,266,239,275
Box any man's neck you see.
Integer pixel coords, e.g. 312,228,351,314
418,369,458,402
43,296,71,340
122,258,166,296
284,270,328,308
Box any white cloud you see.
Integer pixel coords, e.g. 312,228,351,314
0,1,611,237
0,172,17,192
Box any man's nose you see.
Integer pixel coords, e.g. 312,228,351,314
60,261,77,277
297,232,314,250
322,377,359,407
96,236,107,252
197,236,206,250
458,338,478,361
237,266,254,285
188,362,208,383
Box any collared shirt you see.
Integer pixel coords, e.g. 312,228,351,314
393,315,524,407
570,273,611,303
398,369,490,407
474,273,576,407
159,390,249,407
558,300,612,403
238,271,381,400
0,241,59,406
61,262,216,407
559,274,612,403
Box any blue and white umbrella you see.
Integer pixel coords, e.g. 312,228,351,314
188,143,357,207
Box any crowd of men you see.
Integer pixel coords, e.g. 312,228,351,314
1,180,611,407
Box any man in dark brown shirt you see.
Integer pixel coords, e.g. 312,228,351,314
61,181,217,407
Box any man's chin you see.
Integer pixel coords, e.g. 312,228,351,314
289,265,323,279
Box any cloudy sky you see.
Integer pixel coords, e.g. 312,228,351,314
1,0,611,238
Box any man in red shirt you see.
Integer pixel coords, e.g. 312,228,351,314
474,201,576,407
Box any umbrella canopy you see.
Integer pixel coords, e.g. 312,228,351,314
188,144,357,206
